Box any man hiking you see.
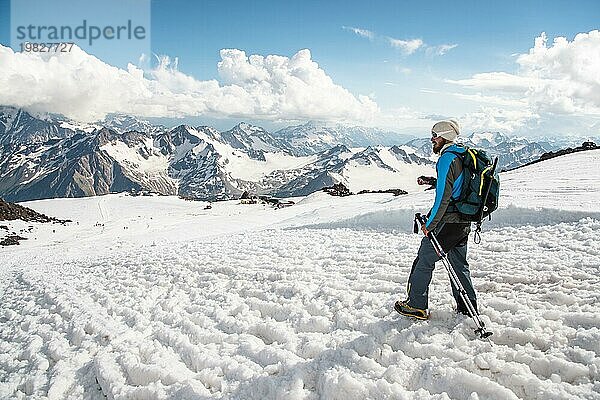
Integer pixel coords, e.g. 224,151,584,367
395,120,478,320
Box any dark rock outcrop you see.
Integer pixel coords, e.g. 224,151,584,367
357,189,408,196
323,183,352,197
0,234,27,246
0,198,69,223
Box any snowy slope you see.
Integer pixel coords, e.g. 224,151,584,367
159,125,318,190
1,150,599,399
101,138,171,176
500,149,600,212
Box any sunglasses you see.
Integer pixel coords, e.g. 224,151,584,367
431,128,456,138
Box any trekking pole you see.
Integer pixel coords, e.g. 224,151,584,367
414,213,493,340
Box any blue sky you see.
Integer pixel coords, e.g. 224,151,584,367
1,0,599,135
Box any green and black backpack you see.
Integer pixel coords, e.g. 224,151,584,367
449,147,500,242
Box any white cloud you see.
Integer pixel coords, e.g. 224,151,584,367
517,30,600,115
448,30,600,117
344,28,454,58
448,92,528,108
460,106,540,133
388,37,424,55
0,45,379,124
416,89,537,133
342,26,375,40
388,38,456,57
426,44,458,56
447,72,538,92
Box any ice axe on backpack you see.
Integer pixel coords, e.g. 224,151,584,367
413,213,493,340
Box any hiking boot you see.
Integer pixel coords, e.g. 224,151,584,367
394,300,428,320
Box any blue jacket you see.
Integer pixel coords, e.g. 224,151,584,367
426,144,466,231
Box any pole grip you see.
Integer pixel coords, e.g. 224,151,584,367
414,213,433,238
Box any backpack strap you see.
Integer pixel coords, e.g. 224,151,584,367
444,149,467,210
448,147,479,168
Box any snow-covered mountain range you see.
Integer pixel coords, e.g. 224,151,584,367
0,108,435,202
0,106,592,202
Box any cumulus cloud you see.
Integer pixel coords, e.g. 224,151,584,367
517,31,600,115
388,38,424,55
342,26,375,40
0,45,379,123
449,30,600,117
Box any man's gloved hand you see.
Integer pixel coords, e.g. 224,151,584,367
421,225,429,236
417,176,437,186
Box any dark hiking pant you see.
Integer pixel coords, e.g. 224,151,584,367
406,223,477,311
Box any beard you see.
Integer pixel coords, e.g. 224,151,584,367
432,139,446,154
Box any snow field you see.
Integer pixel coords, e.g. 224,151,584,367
499,150,600,212
1,219,600,399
